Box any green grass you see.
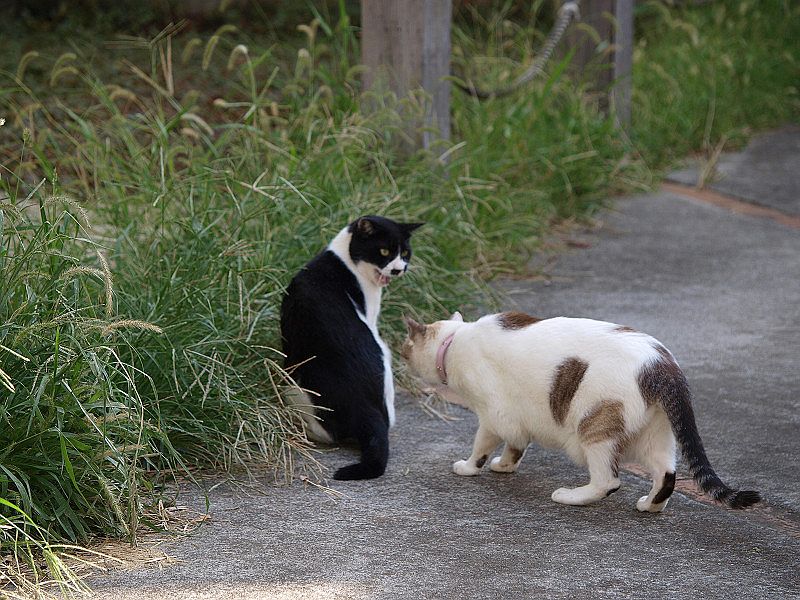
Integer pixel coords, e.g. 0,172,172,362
0,0,797,595
632,0,799,165
0,173,169,592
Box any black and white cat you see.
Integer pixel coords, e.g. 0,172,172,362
280,216,422,480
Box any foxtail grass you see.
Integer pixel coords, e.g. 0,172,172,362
0,1,797,596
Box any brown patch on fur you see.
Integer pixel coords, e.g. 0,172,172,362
475,455,488,469
653,472,677,504
611,437,631,478
653,343,673,361
401,320,442,360
638,343,684,407
549,358,589,425
508,447,524,464
425,322,442,342
498,311,542,330
578,400,626,445
406,317,426,336
614,325,636,333
399,339,412,360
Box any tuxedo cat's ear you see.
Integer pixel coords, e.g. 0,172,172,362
450,311,463,322
401,222,424,235
355,217,376,236
404,316,427,337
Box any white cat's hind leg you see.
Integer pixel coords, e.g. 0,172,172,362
489,444,526,473
551,440,622,506
636,470,676,513
453,423,501,476
631,410,677,513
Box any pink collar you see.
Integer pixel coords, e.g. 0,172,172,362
435,333,456,385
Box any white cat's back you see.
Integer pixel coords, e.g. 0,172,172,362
452,315,663,446
523,317,662,368
469,315,660,377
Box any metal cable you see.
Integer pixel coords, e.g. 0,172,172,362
457,1,581,100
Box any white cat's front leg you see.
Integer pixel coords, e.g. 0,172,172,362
490,443,526,473
453,423,501,476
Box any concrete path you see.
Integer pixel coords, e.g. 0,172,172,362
91,128,800,599
667,124,800,216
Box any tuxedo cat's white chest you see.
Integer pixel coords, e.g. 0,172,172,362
328,227,395,426
362,286,381,328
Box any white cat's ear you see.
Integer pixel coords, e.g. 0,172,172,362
450,311,464,322
404,316,426,337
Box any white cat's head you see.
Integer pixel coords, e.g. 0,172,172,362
400,312,463,383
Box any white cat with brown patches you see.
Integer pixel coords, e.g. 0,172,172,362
401,311,760,512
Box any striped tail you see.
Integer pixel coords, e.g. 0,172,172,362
639,346,761,509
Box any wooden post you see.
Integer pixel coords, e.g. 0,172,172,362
612,0,634,128
566,0,633,128
360,0,452,149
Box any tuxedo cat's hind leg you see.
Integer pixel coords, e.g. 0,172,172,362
489,443,526,473
453,423,501,476
551,439,622,505
285,388,334,444
333,408,389,481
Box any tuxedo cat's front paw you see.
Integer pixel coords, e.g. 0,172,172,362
489,456,518,473
453,460,481,476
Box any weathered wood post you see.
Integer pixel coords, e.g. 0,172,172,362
360,0,452,149
613,0,634,128
566,0,633,128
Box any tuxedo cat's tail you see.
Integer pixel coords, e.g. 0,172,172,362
641,347,761,509
333,415,389,481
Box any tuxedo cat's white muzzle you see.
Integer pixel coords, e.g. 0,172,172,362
377,256,409,287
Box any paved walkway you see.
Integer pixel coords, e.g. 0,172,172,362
91,127,800,599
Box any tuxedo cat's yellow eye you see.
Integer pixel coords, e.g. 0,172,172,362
380,248,390,257
401,250,409,258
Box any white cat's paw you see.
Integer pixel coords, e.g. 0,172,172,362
452,460,481,476
551,486,605,506
636,495,669,513
551,487,577,505
489,456,517,473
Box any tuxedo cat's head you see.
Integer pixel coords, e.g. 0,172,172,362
339,216,423,288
